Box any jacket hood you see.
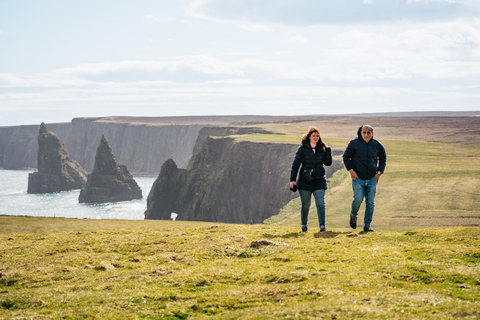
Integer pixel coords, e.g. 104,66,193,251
356,125,364,140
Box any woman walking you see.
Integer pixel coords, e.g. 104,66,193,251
290,127,332,232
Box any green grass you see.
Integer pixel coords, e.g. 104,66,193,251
1,217,479,319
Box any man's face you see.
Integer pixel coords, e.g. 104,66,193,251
361,127,373,142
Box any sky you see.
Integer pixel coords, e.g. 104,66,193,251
1,0,480,126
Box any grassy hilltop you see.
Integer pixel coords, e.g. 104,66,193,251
1,218,479,319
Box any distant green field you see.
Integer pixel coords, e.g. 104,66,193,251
1,218,479,319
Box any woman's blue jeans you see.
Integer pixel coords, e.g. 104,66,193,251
298,188,326,227
351,178,377,225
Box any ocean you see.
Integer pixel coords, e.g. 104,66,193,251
0,169,157,220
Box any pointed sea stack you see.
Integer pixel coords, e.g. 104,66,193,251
28,123,87,193
79,135,142,203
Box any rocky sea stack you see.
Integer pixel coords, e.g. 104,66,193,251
28,123,87,193
79,135,142,203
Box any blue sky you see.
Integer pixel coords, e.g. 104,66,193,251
1,0,479,125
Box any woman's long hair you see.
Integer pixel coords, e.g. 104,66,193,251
301,127,326,149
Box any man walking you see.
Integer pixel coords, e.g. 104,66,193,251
343,125,387,232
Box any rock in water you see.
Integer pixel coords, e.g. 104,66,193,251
28,123,88,193
79,135,142,203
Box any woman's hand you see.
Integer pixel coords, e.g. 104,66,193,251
290,181,296,189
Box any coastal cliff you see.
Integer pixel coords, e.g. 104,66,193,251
0,118,205,173
145,136,344,224
1,116,303,174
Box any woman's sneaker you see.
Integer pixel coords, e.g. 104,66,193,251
301,225,308,232
320,225,327,232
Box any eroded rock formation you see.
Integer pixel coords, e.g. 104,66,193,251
79,135,142,203
145,134,344,224
27,123,87,193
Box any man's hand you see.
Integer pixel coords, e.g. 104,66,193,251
374,172,381,183
349,169,358,180
290,181,296,189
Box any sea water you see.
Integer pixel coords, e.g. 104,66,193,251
0,168,157,220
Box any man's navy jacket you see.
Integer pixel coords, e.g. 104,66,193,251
343,135,387,180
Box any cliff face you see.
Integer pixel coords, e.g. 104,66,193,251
27,123,87,193
145,136,344,224
0,118,206,173
79,135,142,203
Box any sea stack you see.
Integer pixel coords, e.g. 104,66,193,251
79,135,142,203
28,123,87,193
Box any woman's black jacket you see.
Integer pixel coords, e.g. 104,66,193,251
290,143,332,190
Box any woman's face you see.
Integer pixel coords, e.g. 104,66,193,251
309,131,320,144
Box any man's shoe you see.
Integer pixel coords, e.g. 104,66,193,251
364,225,374,232
349,214,357,229
320,225,327,232
301,225,308,232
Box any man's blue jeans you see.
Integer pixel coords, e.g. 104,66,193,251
351,178,377,226
298,189,326,227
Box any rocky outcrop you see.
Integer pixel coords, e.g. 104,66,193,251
79,135,142,203
145,135,344,224
27,123,87,193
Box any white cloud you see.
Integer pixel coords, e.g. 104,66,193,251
1,16,479,122
406,0,458,3
288,35,307,43
186,0,273,31
2,17,480,90
145,15,176,23
186,0,480,26
316,18,480,81
275,51,292,56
